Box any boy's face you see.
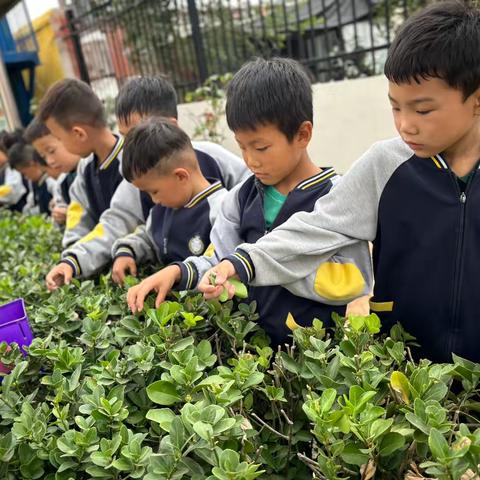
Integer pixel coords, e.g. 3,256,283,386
117,113,178,137
389,77,480,158
117,112,143,137
41,163,62,179
234,123,309,187
132,168,191,209
45,118,92,157
32,134,80,173
0,150,7,168
18,163,43,183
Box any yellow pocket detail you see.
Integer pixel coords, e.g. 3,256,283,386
78,223,105,244
369,300,394,312
314,262,365,300
285,312,301,331
66,202,84,230
204,243,215,258
0,185,12,197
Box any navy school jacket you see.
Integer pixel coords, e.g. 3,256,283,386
231,137,480,362
63,142,249,278
177,169,347,346
113,181,227,266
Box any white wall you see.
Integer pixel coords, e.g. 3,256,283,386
178,75,398,173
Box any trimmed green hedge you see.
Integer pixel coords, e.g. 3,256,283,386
1,211,480,480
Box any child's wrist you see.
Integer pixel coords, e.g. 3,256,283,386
60,255,80,277
170,261,197,290
224,251,254,284
167,264,182,282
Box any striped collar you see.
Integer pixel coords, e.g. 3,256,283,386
99,135,124,171
37,173,48,186
431,154,480,172
296,167,337,190
184,180,223,208
430,154,449,170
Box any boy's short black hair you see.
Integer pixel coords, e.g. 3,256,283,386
0,128,25,154
226,57,313,141
32,149,47,167
37,78,106,129
384,1,480,99
115,76,178,123
8,142,35,170
122,117,193,182
24,118,50,144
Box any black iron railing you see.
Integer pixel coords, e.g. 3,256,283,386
64,0,418,102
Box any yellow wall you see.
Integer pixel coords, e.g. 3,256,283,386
31,10,65,105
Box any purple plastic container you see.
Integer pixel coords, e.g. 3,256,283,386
0,298,33,354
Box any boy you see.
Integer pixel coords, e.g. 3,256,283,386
0,129,28,211
113,118,227,273
200,2,480,363
45,75,248,290
25,118,80,225
36,79,124,288
127,58,371,346
32,150,68,224
8,141,52,215
37,78,124,245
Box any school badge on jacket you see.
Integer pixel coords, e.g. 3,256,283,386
188,235,205,255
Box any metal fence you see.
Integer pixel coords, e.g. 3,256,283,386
62,0,418,103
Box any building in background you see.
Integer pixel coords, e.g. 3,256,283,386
0,0,74,128
0,0,38,126
30,8,75,110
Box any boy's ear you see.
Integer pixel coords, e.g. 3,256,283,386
295,121,313,146
474,90,480,116
172,167,190,182
71,126,88,141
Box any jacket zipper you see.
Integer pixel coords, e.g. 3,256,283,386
448,171,474,355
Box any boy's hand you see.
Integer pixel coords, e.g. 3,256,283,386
45,263,74,291
346,294,371,316
198,260,238,300
52,205,68,225
112,256,137,285
127,265,181,313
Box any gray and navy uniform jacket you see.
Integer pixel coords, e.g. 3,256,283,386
54,171,77,206
0,164,28,211
228,137,480,363
175,169,353,346
61,135,124,256
64,141,249,278
112,181,227,265
33,174,53,215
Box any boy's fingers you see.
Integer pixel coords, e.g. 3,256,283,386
46,268,61,290
127,286,139,313
198,269,220,292
216,261,236,282
129,261,137,277
155,286,169,308
63,267,72,285
135,282,155,312
225,281,236,299
112,261,126,285
135,293,145,313
117,268,126,285
203,285,226,300
111,270,120,285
